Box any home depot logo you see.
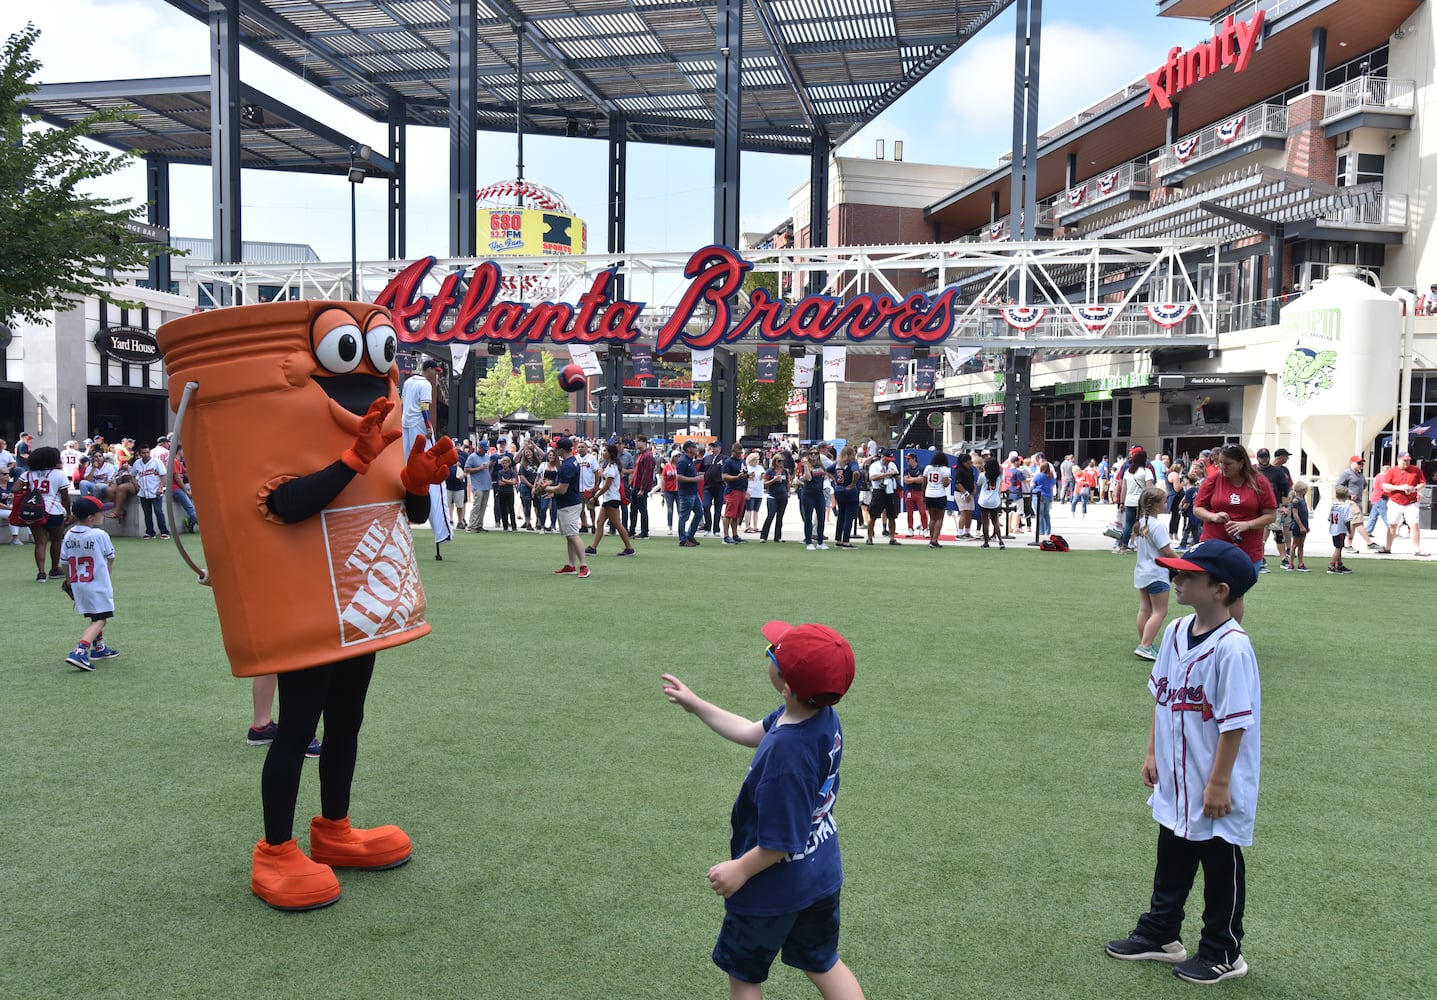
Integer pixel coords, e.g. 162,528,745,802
323,502,428,645
1146,11,1265,110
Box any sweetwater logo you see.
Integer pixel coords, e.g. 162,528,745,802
323,502,428,646
1280,346,1337,403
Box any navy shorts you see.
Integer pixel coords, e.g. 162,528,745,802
712,891,842,984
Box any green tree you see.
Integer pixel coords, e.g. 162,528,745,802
473,352,572,422
1,24,172,325
696,270,793,428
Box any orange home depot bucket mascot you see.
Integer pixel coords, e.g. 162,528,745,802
157,302,457,911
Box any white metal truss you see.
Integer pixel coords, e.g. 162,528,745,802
182,237,1222,351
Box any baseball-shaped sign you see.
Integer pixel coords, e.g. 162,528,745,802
558,363,587,392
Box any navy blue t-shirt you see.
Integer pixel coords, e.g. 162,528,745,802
726,706,845,916
676,455,700,496
723,456,747,495
833,461,860,501
554,456,581,508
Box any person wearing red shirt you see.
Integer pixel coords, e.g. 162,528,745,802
1381,451,1429,556
1193,444,1277,623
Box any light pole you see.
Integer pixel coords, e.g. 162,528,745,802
346,144,371,298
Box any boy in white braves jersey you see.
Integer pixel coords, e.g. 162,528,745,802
61,496,120,671
1106,538,1260,985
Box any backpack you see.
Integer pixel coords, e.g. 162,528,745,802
17,475,46,523
1040,534,1070,552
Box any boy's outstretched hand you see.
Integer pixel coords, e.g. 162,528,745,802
661,673,701,712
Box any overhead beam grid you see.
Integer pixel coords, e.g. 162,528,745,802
157,0,1017,153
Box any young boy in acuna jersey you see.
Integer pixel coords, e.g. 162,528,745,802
1106,539,1260,985
61,496,120,671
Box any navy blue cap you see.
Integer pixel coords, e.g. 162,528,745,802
1156,540,1258,599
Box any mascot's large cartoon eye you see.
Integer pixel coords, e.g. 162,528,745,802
314,323,364,374
366,324,398,374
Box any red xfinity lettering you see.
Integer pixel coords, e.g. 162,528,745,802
1145,10,1265,110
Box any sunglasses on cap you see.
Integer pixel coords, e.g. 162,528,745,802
765,643,782,677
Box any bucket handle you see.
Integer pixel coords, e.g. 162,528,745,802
164,381,210,585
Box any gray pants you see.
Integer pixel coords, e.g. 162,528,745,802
467,489,491,530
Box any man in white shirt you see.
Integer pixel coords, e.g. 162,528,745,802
575,440,601,531
60,441,85,484
866,450,901,544
130,444,170,539
0,440,14,489
400,358,440,456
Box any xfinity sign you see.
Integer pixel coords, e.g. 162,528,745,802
1145,11,1265,110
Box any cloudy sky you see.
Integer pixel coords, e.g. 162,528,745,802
12,0,1199,263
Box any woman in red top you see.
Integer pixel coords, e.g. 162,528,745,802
1193,443,1277,622
659,450,679,534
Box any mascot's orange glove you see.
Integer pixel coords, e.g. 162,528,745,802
400,434,459,495
341,397,402,474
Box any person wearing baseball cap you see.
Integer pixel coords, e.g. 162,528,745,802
533,436,589,577
660,621,861,997
1106,538,1261,983
1380,450,1429,556
674,440,704,546
1332,456,1374,552
59,494,120,671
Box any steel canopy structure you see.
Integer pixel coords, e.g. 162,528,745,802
156,0,1017,153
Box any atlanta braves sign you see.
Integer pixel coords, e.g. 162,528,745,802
1145,11,1265,111
376,245,958,353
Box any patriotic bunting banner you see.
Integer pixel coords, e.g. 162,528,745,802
1002,306,1047,331
914,355,939,391
988,222,1006,241
1145,303,1196,328
691,350,714,383
889,346,912,384
1216,114,1247,144
524,353,545,384
630,343,656,381
568,344,604,376
1076,305,1118,331
1066,185,1087,207
1172,136,1201,163
822,345,847,384
1097,171,1120,195
755,345,779,384
792,354,816,388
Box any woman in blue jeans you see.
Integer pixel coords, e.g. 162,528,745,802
798,451,829,549
1031,460,1055,537
759,453,790,542
1116,447,1154,552
832,445,861,547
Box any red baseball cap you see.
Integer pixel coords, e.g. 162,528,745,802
761,621,855,706
1350,455,1365,464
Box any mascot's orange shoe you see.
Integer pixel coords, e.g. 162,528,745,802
251,838,341,911
309,815,413,870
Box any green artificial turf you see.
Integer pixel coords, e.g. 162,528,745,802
2,532,1431,999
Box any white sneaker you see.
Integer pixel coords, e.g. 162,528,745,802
817,543,830,550
806,543,817,551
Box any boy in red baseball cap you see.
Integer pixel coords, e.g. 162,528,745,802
661,621,863,999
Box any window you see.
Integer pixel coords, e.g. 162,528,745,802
1044,401,1075,443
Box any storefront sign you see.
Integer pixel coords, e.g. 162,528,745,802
982,403,1006,416
1145,11,1265,111
93,326,160,366
376,246,959,353
1054,372,1150,396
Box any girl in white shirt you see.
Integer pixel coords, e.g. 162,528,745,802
922,453,952,548
744,452,765,533
1132,487,1179,660
588,442,635,556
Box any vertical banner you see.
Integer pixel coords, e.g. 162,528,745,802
569,344,603,376
792,354,816,389
822,345,847,384
631,343,656,381
889,346,912,385
448,344,467,377
915,355,939,391
692,349,715,383
525,352,546,384
944,346,980,371
509,343,529,374
756,345,780,384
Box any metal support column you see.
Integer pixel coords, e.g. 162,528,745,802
387,100,407,260
607,349,626,440
1022,0,1041,240
1006,0,1041,456
1166,105,1181,148
607,113,627,300
1308,27,1327,92
1001,350,1032,459
806,136,829,443
209,0,241,284
449,0,478,259
146,155,171,293
1065,152,1077,190
710,0,743,451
